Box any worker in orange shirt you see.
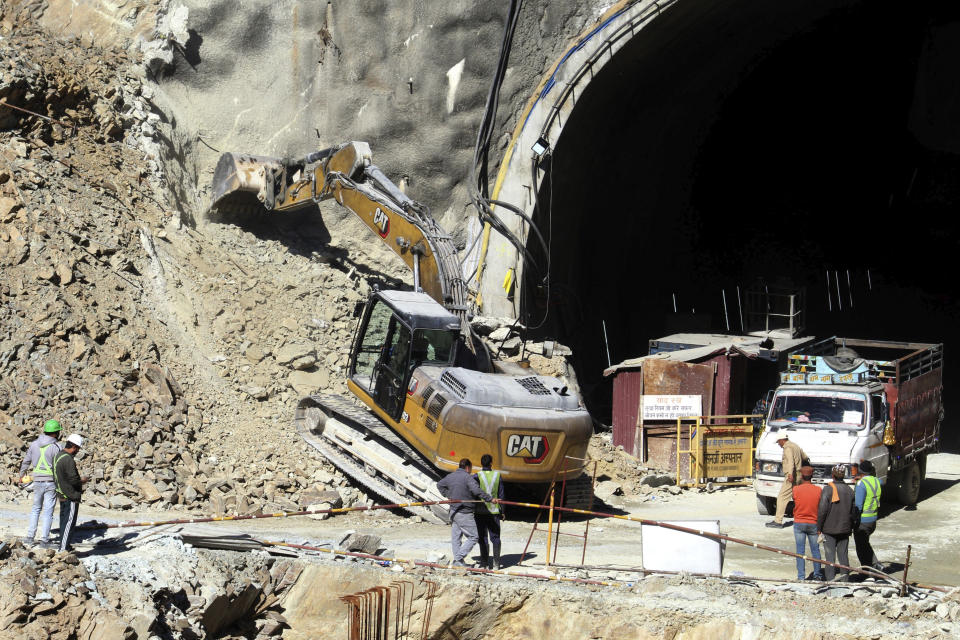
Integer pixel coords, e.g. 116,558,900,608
791,465,824,580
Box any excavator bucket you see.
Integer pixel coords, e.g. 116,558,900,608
209,152,283,213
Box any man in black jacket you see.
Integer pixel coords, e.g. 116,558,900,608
817,464,855,581
53,434,85,553
436,458,493,567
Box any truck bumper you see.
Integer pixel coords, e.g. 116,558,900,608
754,476,781,498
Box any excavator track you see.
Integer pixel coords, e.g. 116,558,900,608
558,474,596,511
293,394,450,524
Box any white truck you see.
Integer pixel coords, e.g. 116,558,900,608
754,338,944,513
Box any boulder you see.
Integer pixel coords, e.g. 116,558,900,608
274,342,316,367
594,480,622,501
640,473,675,488
244,345,266,363
241,385,268,400
339,533,381,555
306,503,332,520
108,495,134,509
136,478,162,503
288,370,329,395
300,487,342,509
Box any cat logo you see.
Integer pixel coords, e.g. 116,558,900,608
372,208,390,237
505,434,549,464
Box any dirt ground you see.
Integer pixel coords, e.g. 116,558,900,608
4,454,958,587
2,454,959,638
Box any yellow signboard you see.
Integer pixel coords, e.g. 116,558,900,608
697,426,753,479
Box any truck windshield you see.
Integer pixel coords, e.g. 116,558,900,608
410,329,456,366
769,390,866,427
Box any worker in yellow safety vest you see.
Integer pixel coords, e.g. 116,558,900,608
853,459,883,571
18,419,63,548
474,454,505,570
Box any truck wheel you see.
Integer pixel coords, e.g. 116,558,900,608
896,462,921,505
756,495,775,515
918,454,927,482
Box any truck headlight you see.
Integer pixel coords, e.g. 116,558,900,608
761,462,780,473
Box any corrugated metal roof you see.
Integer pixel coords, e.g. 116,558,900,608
604,333,814,377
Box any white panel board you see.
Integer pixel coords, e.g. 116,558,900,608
641,520,722,574
641,395,703,421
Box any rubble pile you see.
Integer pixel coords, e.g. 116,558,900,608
0,23,204,508
0,539,134,640
0,19,383,516
0,535,301,639
588,433,682,505
471,315,577,380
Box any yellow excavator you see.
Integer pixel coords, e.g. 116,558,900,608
211,142,593,521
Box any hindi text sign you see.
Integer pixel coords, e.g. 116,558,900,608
641,395,702,421
700,426,753,478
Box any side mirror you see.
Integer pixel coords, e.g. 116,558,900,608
872,420,884,435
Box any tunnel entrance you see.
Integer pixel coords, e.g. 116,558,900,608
521,0,960,447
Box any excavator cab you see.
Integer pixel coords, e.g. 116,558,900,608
350,290,460,421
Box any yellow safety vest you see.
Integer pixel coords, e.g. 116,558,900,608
476,470,501,514
32,443,57,476
859,475,881,520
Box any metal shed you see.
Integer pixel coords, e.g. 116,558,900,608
604,332,813,467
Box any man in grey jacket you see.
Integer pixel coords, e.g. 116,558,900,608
817,464,855,581
436,458,493,567
18,419,63,548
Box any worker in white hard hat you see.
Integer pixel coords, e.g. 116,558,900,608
53,434,87,553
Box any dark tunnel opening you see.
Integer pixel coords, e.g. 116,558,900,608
522,0,960,451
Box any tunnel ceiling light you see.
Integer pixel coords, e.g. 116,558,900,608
531,136,551,160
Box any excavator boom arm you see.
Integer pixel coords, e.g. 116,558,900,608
211,142,468,315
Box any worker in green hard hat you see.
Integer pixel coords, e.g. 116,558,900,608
18,419,63,548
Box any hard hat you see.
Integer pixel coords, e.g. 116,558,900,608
43,419,61,433
65,434,84,448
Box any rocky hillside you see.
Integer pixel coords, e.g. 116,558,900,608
0,16,392,516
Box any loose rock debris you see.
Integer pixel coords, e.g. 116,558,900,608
0,535,299,639
0,16,381,519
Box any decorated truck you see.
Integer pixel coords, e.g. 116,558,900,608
754,338,944,513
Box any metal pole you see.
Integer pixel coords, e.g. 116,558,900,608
602,320,612,368
722,289,730,332
736,286,744,333
835,270,842,311
826,271,832,311
412,254,421,293
545,487,555,566
902,545,912,597
847,270,853,308
553,461,568,563
581,460,598,566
